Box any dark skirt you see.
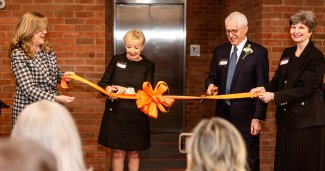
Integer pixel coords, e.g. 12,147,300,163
98,99,151,151
274,122,325,171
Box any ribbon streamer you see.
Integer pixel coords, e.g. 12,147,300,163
61,74,258,118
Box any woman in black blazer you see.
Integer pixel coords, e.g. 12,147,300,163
251,11,325,171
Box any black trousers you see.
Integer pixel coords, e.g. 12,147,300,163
224,104,260,171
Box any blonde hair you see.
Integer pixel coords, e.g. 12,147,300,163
0,139,57,171
187,117,248,171
11,101,91,171
9,11,51,59
123,29,145,45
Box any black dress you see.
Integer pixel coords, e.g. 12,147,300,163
98,53,155,151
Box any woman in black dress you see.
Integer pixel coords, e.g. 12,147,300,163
98,29,155,171
251,11,325,171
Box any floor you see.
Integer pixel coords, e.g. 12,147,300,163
139,133,187,171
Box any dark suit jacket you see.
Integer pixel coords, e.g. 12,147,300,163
265,41,325,129
205,40,269,131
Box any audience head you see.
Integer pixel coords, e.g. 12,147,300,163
289,10,316,33
11,100,90,171
186,117,248,171
225,11,248,46
0,138,57,171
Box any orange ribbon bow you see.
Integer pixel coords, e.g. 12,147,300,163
136,81,175,118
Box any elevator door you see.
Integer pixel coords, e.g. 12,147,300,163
115,2,185,132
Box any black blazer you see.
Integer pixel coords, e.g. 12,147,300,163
206,40,269,131
265,41,325,129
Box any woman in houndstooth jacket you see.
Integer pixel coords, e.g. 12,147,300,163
9,12,75,126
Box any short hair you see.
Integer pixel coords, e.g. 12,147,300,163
187,117,248,171
123,29,145,45
9,12,51,59
0,139,57,171
225,11,248,28
11,101,91,171
289,10,317,33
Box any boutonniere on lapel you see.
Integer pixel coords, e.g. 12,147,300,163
242,44,253,59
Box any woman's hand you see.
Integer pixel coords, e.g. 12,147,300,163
250,86,266,95
105,86,117,93
54,95,75,104
63,71,75,82
258,92,274,103
112,85,127,94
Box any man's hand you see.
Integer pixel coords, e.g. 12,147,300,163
250,119,262,136
207,84,218,96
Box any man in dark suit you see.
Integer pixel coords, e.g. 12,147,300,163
205,12,269,171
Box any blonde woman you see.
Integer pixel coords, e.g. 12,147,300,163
98,29,155,171
187,117,248,171
11,101,91,171
9,12,74,126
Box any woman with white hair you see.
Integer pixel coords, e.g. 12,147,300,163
11,100,91,171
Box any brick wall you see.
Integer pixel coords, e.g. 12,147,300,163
185,0,224,130
0,0,324,171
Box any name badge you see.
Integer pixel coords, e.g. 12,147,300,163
117,61,126,69
280,58,289,65
219,60,228,65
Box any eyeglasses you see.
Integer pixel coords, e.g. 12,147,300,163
225,26,245,35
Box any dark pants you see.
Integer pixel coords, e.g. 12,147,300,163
225,104,260,171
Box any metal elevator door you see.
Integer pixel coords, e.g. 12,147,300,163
114,1,185,132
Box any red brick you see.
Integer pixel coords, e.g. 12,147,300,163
34,0,53,3
43,4,65,11
76,39,94,45
54,11,74,18
284,0,304,5
65,18,85,24
76,12,95,18
63,5,85,11
53,25,74,31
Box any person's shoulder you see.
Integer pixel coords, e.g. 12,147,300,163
213,42,231,52
309,43,324,58
11,48,26,59
109,54,125,63
214,42,230,49
247,40,267,50
142,57,155,66
282,45,296,54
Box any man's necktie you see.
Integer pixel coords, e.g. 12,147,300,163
225,46,238,105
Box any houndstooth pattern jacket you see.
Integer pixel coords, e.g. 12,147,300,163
10,48,63,125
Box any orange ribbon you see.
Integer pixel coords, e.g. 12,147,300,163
61,74,258,118
136,81,175,118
